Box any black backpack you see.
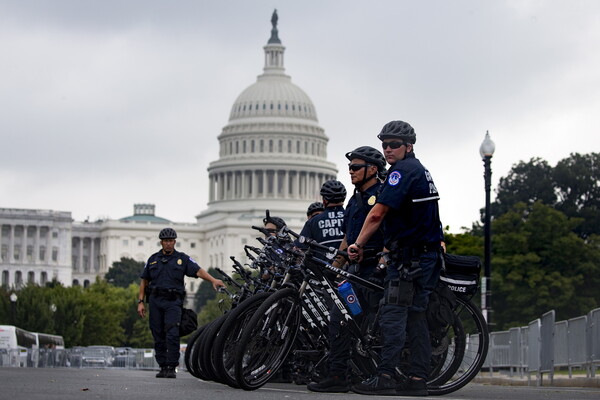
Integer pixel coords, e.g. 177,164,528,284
179,308,198,337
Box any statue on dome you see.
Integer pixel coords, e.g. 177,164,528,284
268,9,281,44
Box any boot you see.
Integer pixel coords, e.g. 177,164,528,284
307,375,349,393
165,366,176,378
155,367,167,378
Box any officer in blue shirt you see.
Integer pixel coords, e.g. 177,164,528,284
306,201,325,220
296,180,347,263
348,121,444,396
307,146,386,393
137,228,225,378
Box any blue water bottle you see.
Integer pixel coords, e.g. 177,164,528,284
338,280,362,316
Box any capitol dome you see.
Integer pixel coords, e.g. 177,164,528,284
229,73,318,122
200,10,337,226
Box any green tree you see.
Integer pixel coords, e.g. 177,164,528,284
491,157,556,219
193,267,220,310
443,229,482,257
78,279,130,345
554,152,600,238
197,294,231,326
105,257,145,288
491,201,600,330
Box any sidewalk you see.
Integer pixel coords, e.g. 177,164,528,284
474,370,600,388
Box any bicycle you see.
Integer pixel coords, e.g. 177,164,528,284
231,223,488,394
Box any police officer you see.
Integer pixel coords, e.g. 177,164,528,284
348,121,444,396
306,202,324,220
307,146,386,393
137,228,225,379
296,180,347,262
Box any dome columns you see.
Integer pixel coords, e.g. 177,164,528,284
208,169,334,204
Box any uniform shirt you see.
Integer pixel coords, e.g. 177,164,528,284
343,181,384,251
377,152,443,248
296,205,345,260
140,249,201,291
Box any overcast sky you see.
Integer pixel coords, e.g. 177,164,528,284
1,1,599,233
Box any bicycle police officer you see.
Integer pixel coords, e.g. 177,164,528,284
137,228,225,379
348,121,444,396
306,201,325,220
307,146,387,393
295,180,347,264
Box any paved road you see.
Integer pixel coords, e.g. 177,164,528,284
0,367,598,400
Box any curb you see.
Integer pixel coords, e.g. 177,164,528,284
474,375,600,389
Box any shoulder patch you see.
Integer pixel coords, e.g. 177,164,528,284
189,257,198,264
388,171,402,186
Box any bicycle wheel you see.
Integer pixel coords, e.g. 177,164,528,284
427,295,489,395
187,323,213,379
184,324,206,376
190,318,219,381
234,287,301,390
212,292,272,388
198,313,228,383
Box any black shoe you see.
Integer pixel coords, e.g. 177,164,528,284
155,367,167,378
351,373,396,395
165,366,176,379
307,375,350,393
396,378,428,396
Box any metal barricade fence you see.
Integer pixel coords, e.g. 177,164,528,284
590,308,600,377
488,331,510,374
539,310,555,385
508,327,524,377
527,319,541,384
554,320,568,368
567,315,588,377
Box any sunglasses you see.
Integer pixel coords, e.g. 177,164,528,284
381,141,405,150
348,163,371,172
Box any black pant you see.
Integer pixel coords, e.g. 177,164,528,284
149,295,183,367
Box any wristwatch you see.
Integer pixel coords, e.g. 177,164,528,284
138,299,144,304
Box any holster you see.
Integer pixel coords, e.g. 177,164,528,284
385,278,414,306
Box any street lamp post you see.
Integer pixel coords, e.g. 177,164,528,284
10,293,18,325
480,131,495,327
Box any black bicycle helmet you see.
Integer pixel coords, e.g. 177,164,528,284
320,180,347,203
306,202,324,217
158,228,177,239
345,146,386,172
377,120,417,144
262,216,286,230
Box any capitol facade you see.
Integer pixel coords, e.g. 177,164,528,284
0,11,338,304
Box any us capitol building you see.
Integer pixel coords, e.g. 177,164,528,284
0,11,338,301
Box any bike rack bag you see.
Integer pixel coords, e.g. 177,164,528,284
440,253,481,295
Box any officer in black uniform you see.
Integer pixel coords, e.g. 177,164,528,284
348,121,444,396
296,180,347,262
307,146,387,393
306,201,324,220
137,228,225,378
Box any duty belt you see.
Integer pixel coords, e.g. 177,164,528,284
147,287,185,299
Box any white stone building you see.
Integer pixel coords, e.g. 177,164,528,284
0,11,338,303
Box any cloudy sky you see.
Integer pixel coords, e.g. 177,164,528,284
1,1,599,233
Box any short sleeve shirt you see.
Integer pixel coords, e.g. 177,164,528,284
296,205,345,259
140,249,200,291
377,152,443,247
342,182,384,251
